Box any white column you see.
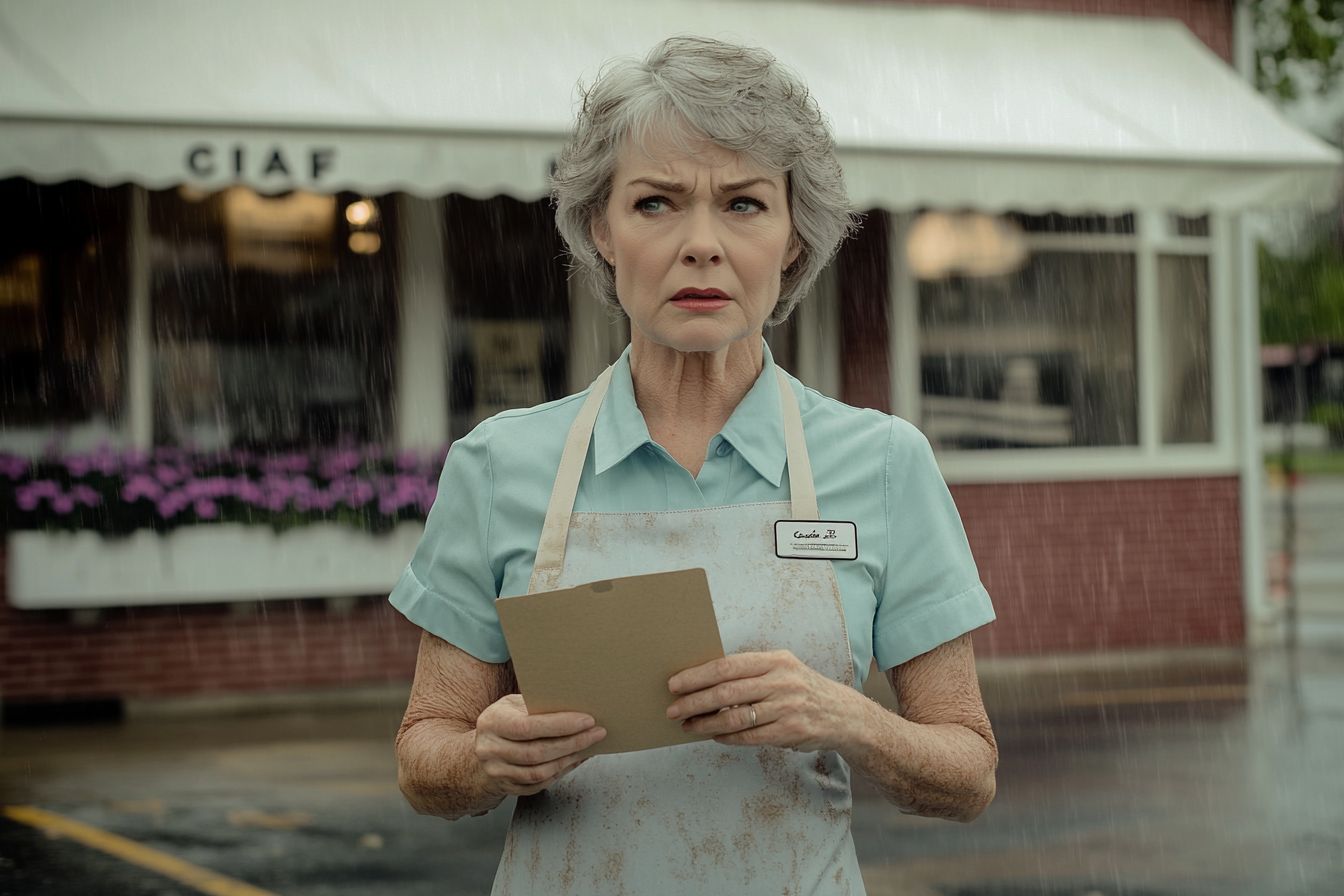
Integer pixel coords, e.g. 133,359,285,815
568,274,629,394
125,186,154,448
887,213,920,423
395,195,450,450
793,265,841,399
1234,213,1274,642
1136,210,1163,453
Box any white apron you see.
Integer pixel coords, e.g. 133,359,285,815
493,367,864,895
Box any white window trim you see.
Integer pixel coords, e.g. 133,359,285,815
889,209,1233,484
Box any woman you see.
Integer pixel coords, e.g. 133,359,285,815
392,36,997,895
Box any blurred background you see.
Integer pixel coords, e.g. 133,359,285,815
2,1,1343,894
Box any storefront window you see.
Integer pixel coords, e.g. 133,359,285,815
0,179,129,429
1159,254,1212,443
919,248,1137,450
442,195,568,436
149,186,397,449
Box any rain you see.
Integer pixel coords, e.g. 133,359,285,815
2,1,1344,894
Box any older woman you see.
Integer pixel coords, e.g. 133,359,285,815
392,36,997,895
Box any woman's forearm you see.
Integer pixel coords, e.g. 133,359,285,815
396,717,506,820
839,694,997,822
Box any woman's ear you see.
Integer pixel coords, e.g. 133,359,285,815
591,213,613,265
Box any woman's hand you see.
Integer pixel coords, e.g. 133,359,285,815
473,695,607,796
665,650,869,753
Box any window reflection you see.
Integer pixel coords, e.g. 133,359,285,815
1159,255,1213,443
150,186,396,450
919,252,1137,449
0,179,128,428
442,195,569,436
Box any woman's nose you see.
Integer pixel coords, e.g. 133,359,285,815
680,208,723,266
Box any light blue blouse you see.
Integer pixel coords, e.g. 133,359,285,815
389,343,994,686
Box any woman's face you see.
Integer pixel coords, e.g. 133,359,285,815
592,138,801,356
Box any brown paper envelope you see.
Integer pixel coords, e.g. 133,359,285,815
495,567,725,756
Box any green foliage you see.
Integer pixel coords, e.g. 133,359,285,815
1259,243,1344,344
1255,0,1344,101
1309,401,1344,442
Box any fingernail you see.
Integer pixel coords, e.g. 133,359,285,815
592,727,607,739
666,706,681,720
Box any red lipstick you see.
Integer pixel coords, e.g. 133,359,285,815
670,287,731,311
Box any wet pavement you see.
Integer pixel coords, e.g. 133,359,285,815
2,477,1343,895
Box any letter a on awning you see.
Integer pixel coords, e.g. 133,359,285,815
0,0,1337,211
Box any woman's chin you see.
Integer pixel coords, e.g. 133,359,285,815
631,327,758,360
634,318,762,357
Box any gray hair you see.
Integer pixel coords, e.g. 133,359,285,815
551,36,858,325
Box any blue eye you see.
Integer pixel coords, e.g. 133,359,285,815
636,196,669,213
729,197,764,213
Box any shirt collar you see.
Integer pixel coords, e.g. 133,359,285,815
591,341,788,488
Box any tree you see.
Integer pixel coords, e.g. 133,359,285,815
1259,242,1344,344
1254,0,1344,101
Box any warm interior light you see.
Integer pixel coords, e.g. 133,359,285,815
906,211,1028,280
177,184,211,203
348,232,381,254
221,187,337,273
345,200,377,227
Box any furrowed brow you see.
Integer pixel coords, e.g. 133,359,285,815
717,177,775,194
627,178,686,193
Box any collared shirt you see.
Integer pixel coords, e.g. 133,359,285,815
389,343,994,686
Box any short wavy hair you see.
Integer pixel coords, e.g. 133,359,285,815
551,36,858,325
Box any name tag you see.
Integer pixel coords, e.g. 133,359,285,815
774,521,858,561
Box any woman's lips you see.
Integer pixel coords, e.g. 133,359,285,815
670,288,731,311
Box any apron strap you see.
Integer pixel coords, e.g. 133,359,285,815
776,369,819,522
528,363,818,593
529,365,615,594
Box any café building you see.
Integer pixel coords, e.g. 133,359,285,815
0,0,1337,708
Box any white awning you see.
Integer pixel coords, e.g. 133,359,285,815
1,0,1338,211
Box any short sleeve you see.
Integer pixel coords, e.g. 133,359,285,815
388,423,511,663
873,420,995,670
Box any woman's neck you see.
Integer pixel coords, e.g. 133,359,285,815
627,330,764,477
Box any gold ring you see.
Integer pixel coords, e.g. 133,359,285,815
749,705,757,728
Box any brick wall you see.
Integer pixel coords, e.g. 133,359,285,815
1,475,1243,701
876,0,1235,63
956,476,1245,656
0,542,421,703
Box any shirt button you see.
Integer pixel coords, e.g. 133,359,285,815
716,441,732,457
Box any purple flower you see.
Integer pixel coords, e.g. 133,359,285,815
320,449,362,479
156,491,192,518
71,485,101,507
0,454,30,479
122,474,164,502
194,498,219,519
155,465,186,486
51,494,76,514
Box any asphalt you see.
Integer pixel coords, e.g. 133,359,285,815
2,476,1342,896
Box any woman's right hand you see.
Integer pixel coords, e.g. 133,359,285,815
474,694,607,796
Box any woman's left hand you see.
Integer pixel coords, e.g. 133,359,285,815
666,650,869,753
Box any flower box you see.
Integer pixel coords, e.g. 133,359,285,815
6,522,425,610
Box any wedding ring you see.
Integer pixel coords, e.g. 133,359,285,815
749,704,758,728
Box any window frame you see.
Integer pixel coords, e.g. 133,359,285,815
887,210,1236,484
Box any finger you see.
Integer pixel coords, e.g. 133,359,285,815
667,677,770,720
494,747,597,795
487,726,607,767
669,650,795,696
711,720,782,749
678,703,759,736
494,709,598,742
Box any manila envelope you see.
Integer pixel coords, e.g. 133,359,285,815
495,567,725,756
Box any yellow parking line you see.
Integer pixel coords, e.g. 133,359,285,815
3,805,280,896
